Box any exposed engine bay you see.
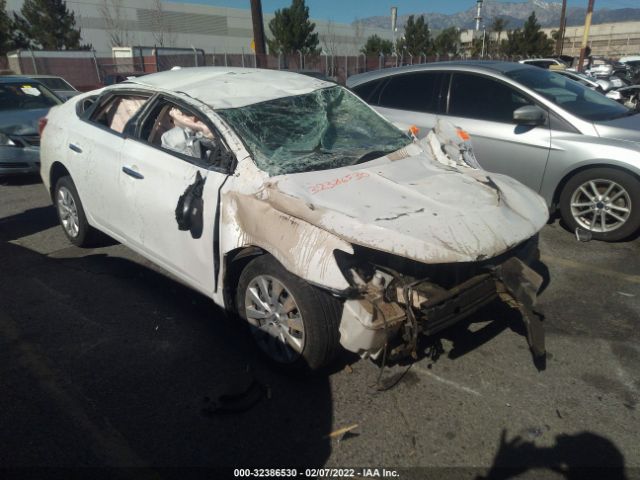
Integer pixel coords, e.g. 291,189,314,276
337,236,545,364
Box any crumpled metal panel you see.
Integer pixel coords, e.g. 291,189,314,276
264,153,549,265
129,67,335,109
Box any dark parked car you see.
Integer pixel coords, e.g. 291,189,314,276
0,76,62,176
29,75,79,101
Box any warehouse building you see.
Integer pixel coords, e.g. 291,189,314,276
5,0,393,55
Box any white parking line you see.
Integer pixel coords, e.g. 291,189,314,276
413,366,481,396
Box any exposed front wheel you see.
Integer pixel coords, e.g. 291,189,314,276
559,168,640,241
54,176,96,247
236,255,342,371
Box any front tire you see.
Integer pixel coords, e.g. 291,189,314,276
559,168,640,241
236,255,342,371
54,175,96,247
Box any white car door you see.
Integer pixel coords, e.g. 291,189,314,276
69,92,151,236
117,97,234,295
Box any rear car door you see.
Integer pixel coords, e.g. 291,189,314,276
117,95,235,294
443,72,551,192
70,91,152,235
355,71,447,135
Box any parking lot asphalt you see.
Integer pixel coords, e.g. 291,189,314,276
1,175,639,479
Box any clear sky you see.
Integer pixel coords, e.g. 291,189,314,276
178,0,640,23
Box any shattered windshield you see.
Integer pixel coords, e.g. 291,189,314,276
217,86,411,176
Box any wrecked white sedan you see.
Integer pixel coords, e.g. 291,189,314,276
40,67,549,370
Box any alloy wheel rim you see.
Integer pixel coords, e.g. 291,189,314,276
244,274,305,363
57,186,80,238
570,179,631,233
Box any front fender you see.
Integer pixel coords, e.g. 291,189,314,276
219,189,353,292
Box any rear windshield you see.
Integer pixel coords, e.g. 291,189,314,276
0,83,62,111
505,68,631,121
36,77,75,91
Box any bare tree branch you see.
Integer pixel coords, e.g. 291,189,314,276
99,0,131,47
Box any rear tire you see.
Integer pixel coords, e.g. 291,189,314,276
559,168,640,241
54,175,97,247
236,254,342,371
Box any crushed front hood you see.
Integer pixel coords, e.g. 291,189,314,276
261,150,549,264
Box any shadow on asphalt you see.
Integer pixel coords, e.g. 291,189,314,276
0,203,581,471
0,236,333,469
478,429,628,480
0,205,59,241
0,174,42,186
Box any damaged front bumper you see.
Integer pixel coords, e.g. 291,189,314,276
338,239,545,362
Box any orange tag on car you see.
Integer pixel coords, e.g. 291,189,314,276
409,125,419,136
456,129,470,141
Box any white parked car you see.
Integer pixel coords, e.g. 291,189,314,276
40,67,549,370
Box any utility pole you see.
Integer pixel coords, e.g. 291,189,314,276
578,0,595,72
391,7,398,54
250,0,267,68
556,0,567,55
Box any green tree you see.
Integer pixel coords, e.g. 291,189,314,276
398,14,431,56
12,0,88,50
501,12,553,57
267,0,319,55
0,0,11,55
433,27,460,56
520,12,553,56
490,17,508,55
361,34,393,55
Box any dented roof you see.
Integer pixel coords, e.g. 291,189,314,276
127,67,335,109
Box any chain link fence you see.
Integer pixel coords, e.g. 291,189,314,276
2,47,539,91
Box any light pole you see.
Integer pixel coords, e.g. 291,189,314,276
391,7,398,54
475,0,483,32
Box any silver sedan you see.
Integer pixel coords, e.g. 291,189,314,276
348,61,640,241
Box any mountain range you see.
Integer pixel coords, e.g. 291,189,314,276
356,0,640,31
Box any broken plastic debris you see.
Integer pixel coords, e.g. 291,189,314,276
456,129,470,141
201,375,265,415
575,227,592,242
326,424,359,440
617,292,635,297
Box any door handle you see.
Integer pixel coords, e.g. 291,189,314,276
122,166,144,180
68,143,82,153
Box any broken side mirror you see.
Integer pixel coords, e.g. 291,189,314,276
205,142,236,173
513,105,547,126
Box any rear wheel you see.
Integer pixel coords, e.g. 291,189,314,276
236,255,342,371
54,176,96,247
559,168,640,241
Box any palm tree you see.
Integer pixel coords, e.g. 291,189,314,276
491,17,508,55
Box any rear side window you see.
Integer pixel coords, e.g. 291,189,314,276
378,72,445,114
448,73,533,123
37,77,75,91
90,94,150,133
350,78,385,104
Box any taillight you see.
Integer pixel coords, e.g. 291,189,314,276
38,117,48,136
